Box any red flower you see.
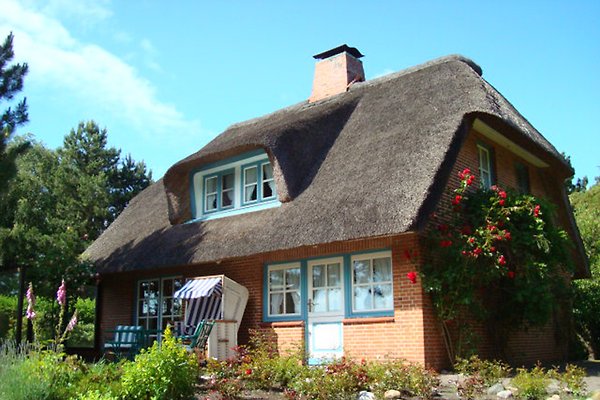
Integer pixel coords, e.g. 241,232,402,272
452,195,462,205
487,224,497,232
498,190,507,199
467,175,475,186
490,246,496,253
440,240,453,248
245,368,253,375
498,255,506,266
533,205,541,217
458,168,471,180
504,231,511,241
507,271,516,279
498,199,505,206
467,237,475,244
406,271,417,284
461,250,468,256
473,247,482,256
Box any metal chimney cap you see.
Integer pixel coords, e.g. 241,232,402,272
313,44,364,60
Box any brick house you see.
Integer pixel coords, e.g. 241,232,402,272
86,45,589,369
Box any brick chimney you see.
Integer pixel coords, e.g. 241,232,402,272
309,44,365,103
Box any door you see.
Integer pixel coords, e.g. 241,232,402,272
307,257,345,364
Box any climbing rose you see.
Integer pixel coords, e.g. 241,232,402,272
406,271,417,284
498,190,507,199
56,280,66,306
458,168,471,180
499,199,505,206
466,175,475,186
467,237,475,244
504,231,512,241
452,195,462,205
533,204,541,217
473,247,482,256
498,255,507,266
507,271,516,279
66,311,78,332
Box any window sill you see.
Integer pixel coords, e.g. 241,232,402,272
260,320,305,328
189,199,281,223
343,316,395,325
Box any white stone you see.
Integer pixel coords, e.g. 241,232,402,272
357,391,376,400
488,383,505,395
497,390,514,399
545,395,560,400
384,389,402,399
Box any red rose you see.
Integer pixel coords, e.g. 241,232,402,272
458,168,471,180
467,175,475,186
406,271,417,284
498,199,505,206
473,247,482,256
440,240,452,248
490,246,496,253
245,368,252,375
507,271,515,279
533,205,541,217
467,237,475,244
498,190,507,199
504,231,511,241
498,255,506,265
452,195,462,205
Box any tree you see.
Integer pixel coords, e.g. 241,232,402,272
0,32,30,194
571,179,600,357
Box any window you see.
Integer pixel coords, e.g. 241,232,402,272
137,277,183,337
351,252,393,313
478,144,493,189
267,263,301,317
242,161,277,205
515,163,530,194
192,150,279,220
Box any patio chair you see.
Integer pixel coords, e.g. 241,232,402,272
104,325,146,359
179,320,215,353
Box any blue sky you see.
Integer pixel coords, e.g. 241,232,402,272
1,0,598,181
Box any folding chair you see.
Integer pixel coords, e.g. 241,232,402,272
104,325,146,359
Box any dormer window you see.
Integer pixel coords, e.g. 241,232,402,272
192,150,280,221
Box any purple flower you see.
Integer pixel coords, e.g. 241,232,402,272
56,280,66,306
26,283,36,320
66,311,78,332
26,305,36,320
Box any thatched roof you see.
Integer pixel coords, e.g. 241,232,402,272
86,55,575,274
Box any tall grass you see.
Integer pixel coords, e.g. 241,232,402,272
0,340,50,400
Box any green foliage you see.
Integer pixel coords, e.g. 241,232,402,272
422,169,572,360
454,355,511,386
571,181,600,357
0,341,50,400
0,32,30,195
121,326,198,400
511,364,550,400
365,359,439,399
455,374,486,400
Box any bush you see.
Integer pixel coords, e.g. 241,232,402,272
454,355,511,385
511,364,549,400
0,341,50,400
121,326,198,400
366,359,439,399
549,363,587,397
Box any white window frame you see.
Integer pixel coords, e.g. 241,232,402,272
261,162,276,200
478,144,492,189
351,251,393,313
242,165,259,205
136,276,184,336
267,262,302,318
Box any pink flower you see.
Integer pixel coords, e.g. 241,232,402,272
66,311,78,332
406,271,418,284
498,255,507,266
56,280,66,306
26,305,36,320
26,283,36,320
533,205,541,217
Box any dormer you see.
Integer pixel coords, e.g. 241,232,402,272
190,149,280,221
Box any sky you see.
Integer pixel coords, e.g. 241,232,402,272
0,0,598,181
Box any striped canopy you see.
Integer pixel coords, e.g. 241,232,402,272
174,276,223,299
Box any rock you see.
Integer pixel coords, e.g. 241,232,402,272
384,389,402,399
487,383,505,395
497,390,514,399
588,391,600,400
357,391,376,400
545,395,560,400
546,380,561,394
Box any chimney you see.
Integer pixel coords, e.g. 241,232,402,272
309,44,365,103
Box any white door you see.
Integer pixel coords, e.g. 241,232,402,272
307,257,345,364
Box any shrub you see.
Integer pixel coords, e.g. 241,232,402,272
121,326,198,400
454,355,511,386
366,359,439,399
0,341,50,400
511,364,549,400
456,374,486,400
548,363,587,397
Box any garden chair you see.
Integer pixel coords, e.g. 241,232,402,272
104,325,146,359
178,320,215,353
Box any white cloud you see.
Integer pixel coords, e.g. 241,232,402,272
0,0,201,139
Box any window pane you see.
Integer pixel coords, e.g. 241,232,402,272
263,181,274,198
286,268,300,289
162,298,172,315
222,189,233,207
286,291,300,314
312,265,325,288
173,299,182,316
138,301,145,317
353,260,371,284
206,194,217,210
269,270,284,289
373,258,391,282
262,163,273,179
245,185,257,202
327,263,341,286
270,293,284,315
313,289,327,312
245,167,257,184
374,284,393,309
147,318,158,330
328,288,342,311
223,172,234,190
162,279,173,294
206,176,217,193
354,286,371,311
